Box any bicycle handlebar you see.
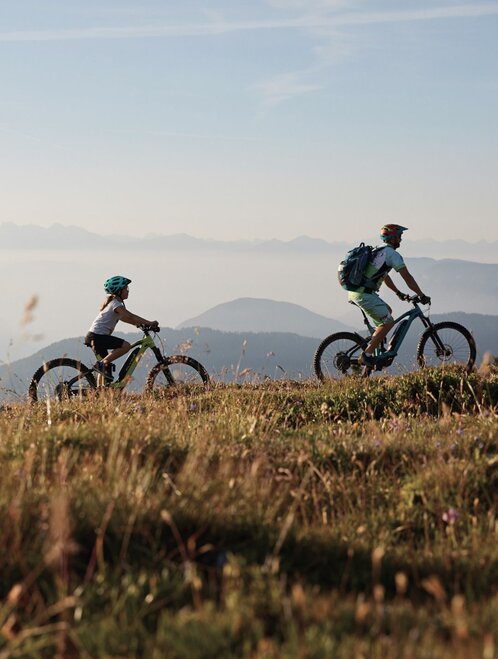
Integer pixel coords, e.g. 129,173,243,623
405,294,430,305
138,323,160,333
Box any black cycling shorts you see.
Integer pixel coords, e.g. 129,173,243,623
84,332,125,358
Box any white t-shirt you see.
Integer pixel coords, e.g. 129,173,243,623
362,245,405,291
88,298,124,335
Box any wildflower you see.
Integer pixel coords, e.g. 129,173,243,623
442,508,459,525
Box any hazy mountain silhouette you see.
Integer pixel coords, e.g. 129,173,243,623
0,223,496,364
1,223,496,261
401,259,498,315
177,298,354,337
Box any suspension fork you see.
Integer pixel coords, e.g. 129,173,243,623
151,345,175,385
420,315,447,354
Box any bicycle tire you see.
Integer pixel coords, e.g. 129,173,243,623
29,358,97,402
416,321,476,371
314,332,367,382
145,355,210,392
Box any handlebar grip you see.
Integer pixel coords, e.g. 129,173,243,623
410,295,431,305
139,323,160,332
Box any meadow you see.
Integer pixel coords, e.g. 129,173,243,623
0,366,497,658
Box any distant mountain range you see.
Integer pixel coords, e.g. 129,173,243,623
178,298,355,337
178,298,498,360
1,222,497,262
0,224,495,365
1,298,496,402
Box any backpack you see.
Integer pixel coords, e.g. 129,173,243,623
337,242,380,292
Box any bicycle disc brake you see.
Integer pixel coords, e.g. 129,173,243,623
335,352,351,373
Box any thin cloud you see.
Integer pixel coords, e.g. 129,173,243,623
110,128,265,143
0,126,70,152
0,4,497,42
253,72,323,110
266,0,355,8
251,3,498,109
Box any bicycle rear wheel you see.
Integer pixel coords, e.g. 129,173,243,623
417,322,476,371
314,332,366,381
29,358,97,402
146,355,210,393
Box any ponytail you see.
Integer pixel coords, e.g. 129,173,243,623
100,294,115,311
100,291,126,311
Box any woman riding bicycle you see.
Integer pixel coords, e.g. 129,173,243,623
85,276,159,382
349,225,431,366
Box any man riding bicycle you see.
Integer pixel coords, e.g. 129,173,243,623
348,224,431,366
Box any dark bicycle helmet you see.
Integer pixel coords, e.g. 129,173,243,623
104,275,132,295
380,224,408,243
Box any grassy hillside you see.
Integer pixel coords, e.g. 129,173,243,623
0,367,497,657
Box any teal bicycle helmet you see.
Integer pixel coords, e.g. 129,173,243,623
104,276,131,295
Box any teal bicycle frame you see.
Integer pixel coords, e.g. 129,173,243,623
314,295,476,380
355,299,435,369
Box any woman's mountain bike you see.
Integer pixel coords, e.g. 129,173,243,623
29,325,210,402
314,296,476,381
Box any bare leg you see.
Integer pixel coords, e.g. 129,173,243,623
100,341,131,365
364,321,394,354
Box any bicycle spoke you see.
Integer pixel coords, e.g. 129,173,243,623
417,322,475,370
314,333,365,381
146,356,210,393
29,359,96,402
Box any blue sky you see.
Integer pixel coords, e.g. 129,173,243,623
1,1,497,242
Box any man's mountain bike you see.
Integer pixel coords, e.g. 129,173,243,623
314,296,476,381
29,325,210,402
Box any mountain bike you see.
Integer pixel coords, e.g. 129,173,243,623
29,325,210,402
314,296,476,381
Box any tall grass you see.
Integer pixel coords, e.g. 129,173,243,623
0,367,497,657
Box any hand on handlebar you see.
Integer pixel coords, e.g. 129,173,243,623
397,292,431,305
139,321,160,332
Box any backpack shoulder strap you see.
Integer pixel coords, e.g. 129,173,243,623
363,245,390,287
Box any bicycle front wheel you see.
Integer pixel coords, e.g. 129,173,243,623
29,358,97,402
417,322,476,371
314,332,366,382
146,356,210,393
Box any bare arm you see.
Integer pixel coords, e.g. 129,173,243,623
115,306,158,327
397,267,426,297
383,274,400,294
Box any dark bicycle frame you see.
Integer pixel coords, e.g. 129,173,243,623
351,298,446,369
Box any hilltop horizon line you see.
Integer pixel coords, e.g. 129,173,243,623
0,221,497,248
